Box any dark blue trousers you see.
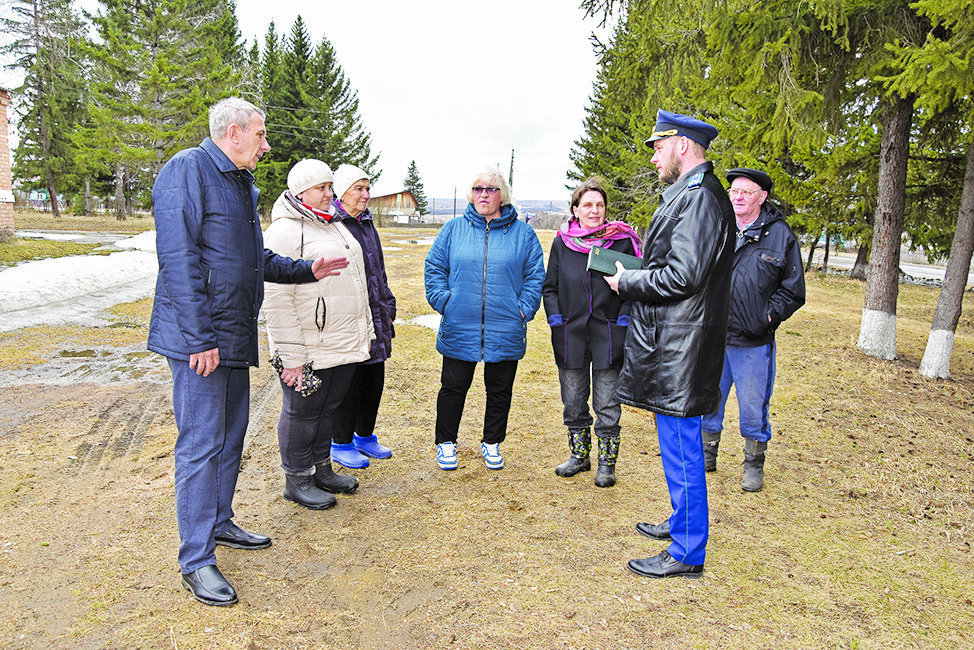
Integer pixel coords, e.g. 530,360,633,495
168,359,250,573
656,413,709,565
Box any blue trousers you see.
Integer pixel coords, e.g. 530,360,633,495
656,414,708,565
701,343,775,442
168,359,250,574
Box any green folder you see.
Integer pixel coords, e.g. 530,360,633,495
586,245,642,275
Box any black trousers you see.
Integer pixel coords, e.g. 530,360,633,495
278,365,357,473
333,362,385,445
434,356,518,445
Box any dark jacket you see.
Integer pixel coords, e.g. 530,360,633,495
617,162,735,417
333,201,397,364
148,138,315,368
425,203,545,363
542,235,635,369
727,204,806,347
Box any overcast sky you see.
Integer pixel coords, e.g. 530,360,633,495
235,0,609,201
0,1,611,202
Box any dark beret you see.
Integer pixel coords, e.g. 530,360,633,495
726,168,772,192
645,109,719,149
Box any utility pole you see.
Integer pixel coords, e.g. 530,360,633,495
453,187,457,219
508,148,515,189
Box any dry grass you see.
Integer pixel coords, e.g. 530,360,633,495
0,226,972,648
10,208,155,233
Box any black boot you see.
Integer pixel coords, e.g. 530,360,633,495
314,461,359,494
555,427,591,477
702,430,720,472
594,435,619,488
742,440,767,492
284,474,337,510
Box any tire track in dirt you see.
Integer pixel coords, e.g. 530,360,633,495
72,390,169,473
240,372,281,471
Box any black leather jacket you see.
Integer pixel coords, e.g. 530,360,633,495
727,204,805,347
617,162,735,418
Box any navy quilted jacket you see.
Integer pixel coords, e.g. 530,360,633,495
148,138,315,368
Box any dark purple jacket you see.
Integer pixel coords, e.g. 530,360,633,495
333,201,396,363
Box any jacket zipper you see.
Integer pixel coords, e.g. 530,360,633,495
481,221,489,360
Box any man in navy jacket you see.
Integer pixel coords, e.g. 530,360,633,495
701,168,805,492
149,97,345,606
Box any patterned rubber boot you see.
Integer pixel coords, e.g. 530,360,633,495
594,435,619,488
555,427,591,477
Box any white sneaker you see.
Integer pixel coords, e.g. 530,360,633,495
481,442,504,470
437,442,458,470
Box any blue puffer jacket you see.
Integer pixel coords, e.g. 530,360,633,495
148,138,316,368
425,203,545,363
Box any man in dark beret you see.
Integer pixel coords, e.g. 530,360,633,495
605,109,735,578
700,168,805,492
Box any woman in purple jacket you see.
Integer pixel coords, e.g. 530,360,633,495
542,178,642,487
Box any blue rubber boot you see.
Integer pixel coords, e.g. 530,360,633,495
353,434,392,460
331,442,370,469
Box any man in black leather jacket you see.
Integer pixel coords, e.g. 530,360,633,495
701,168,805,492
606,109,734,579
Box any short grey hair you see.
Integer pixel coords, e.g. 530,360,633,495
209,97,265,140
466,167,512,205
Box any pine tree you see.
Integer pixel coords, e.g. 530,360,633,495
403,160,429,214
1,0,87,218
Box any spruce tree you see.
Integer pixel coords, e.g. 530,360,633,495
254,17,380,211
84,0,242,219
2,0,87,218
403,160,429,214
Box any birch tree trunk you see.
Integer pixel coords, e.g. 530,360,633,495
919,138,974,378
857,96,913,359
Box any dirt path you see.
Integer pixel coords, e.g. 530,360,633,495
1,229,972,648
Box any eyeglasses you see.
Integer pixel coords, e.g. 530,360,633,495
472,186,500,195
728,188,762,197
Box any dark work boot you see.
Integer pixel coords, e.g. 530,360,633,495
742,439,767,492
702,430,720,472
314,461,359,494
555,427,591,477
594,435,619,488
284,474,337,510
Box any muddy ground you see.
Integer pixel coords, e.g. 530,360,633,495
1,228,972,648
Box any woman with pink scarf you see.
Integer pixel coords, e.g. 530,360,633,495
542,178,642,487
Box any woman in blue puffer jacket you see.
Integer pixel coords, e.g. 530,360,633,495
425,168,545,471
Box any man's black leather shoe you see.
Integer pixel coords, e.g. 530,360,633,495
215,522,272,550
182,565,238,606
635,520,672,541
627,550,703,579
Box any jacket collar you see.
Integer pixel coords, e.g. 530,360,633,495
463,202,518,229
660,161,713,204
199,138,255,184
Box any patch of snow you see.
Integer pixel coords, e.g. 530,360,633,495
0,232,159,332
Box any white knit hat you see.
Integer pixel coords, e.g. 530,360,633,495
288,159,334,196
333,164,370,203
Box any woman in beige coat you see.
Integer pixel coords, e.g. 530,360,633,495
263,159,375,510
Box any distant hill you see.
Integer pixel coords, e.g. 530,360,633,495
428,198,569,216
